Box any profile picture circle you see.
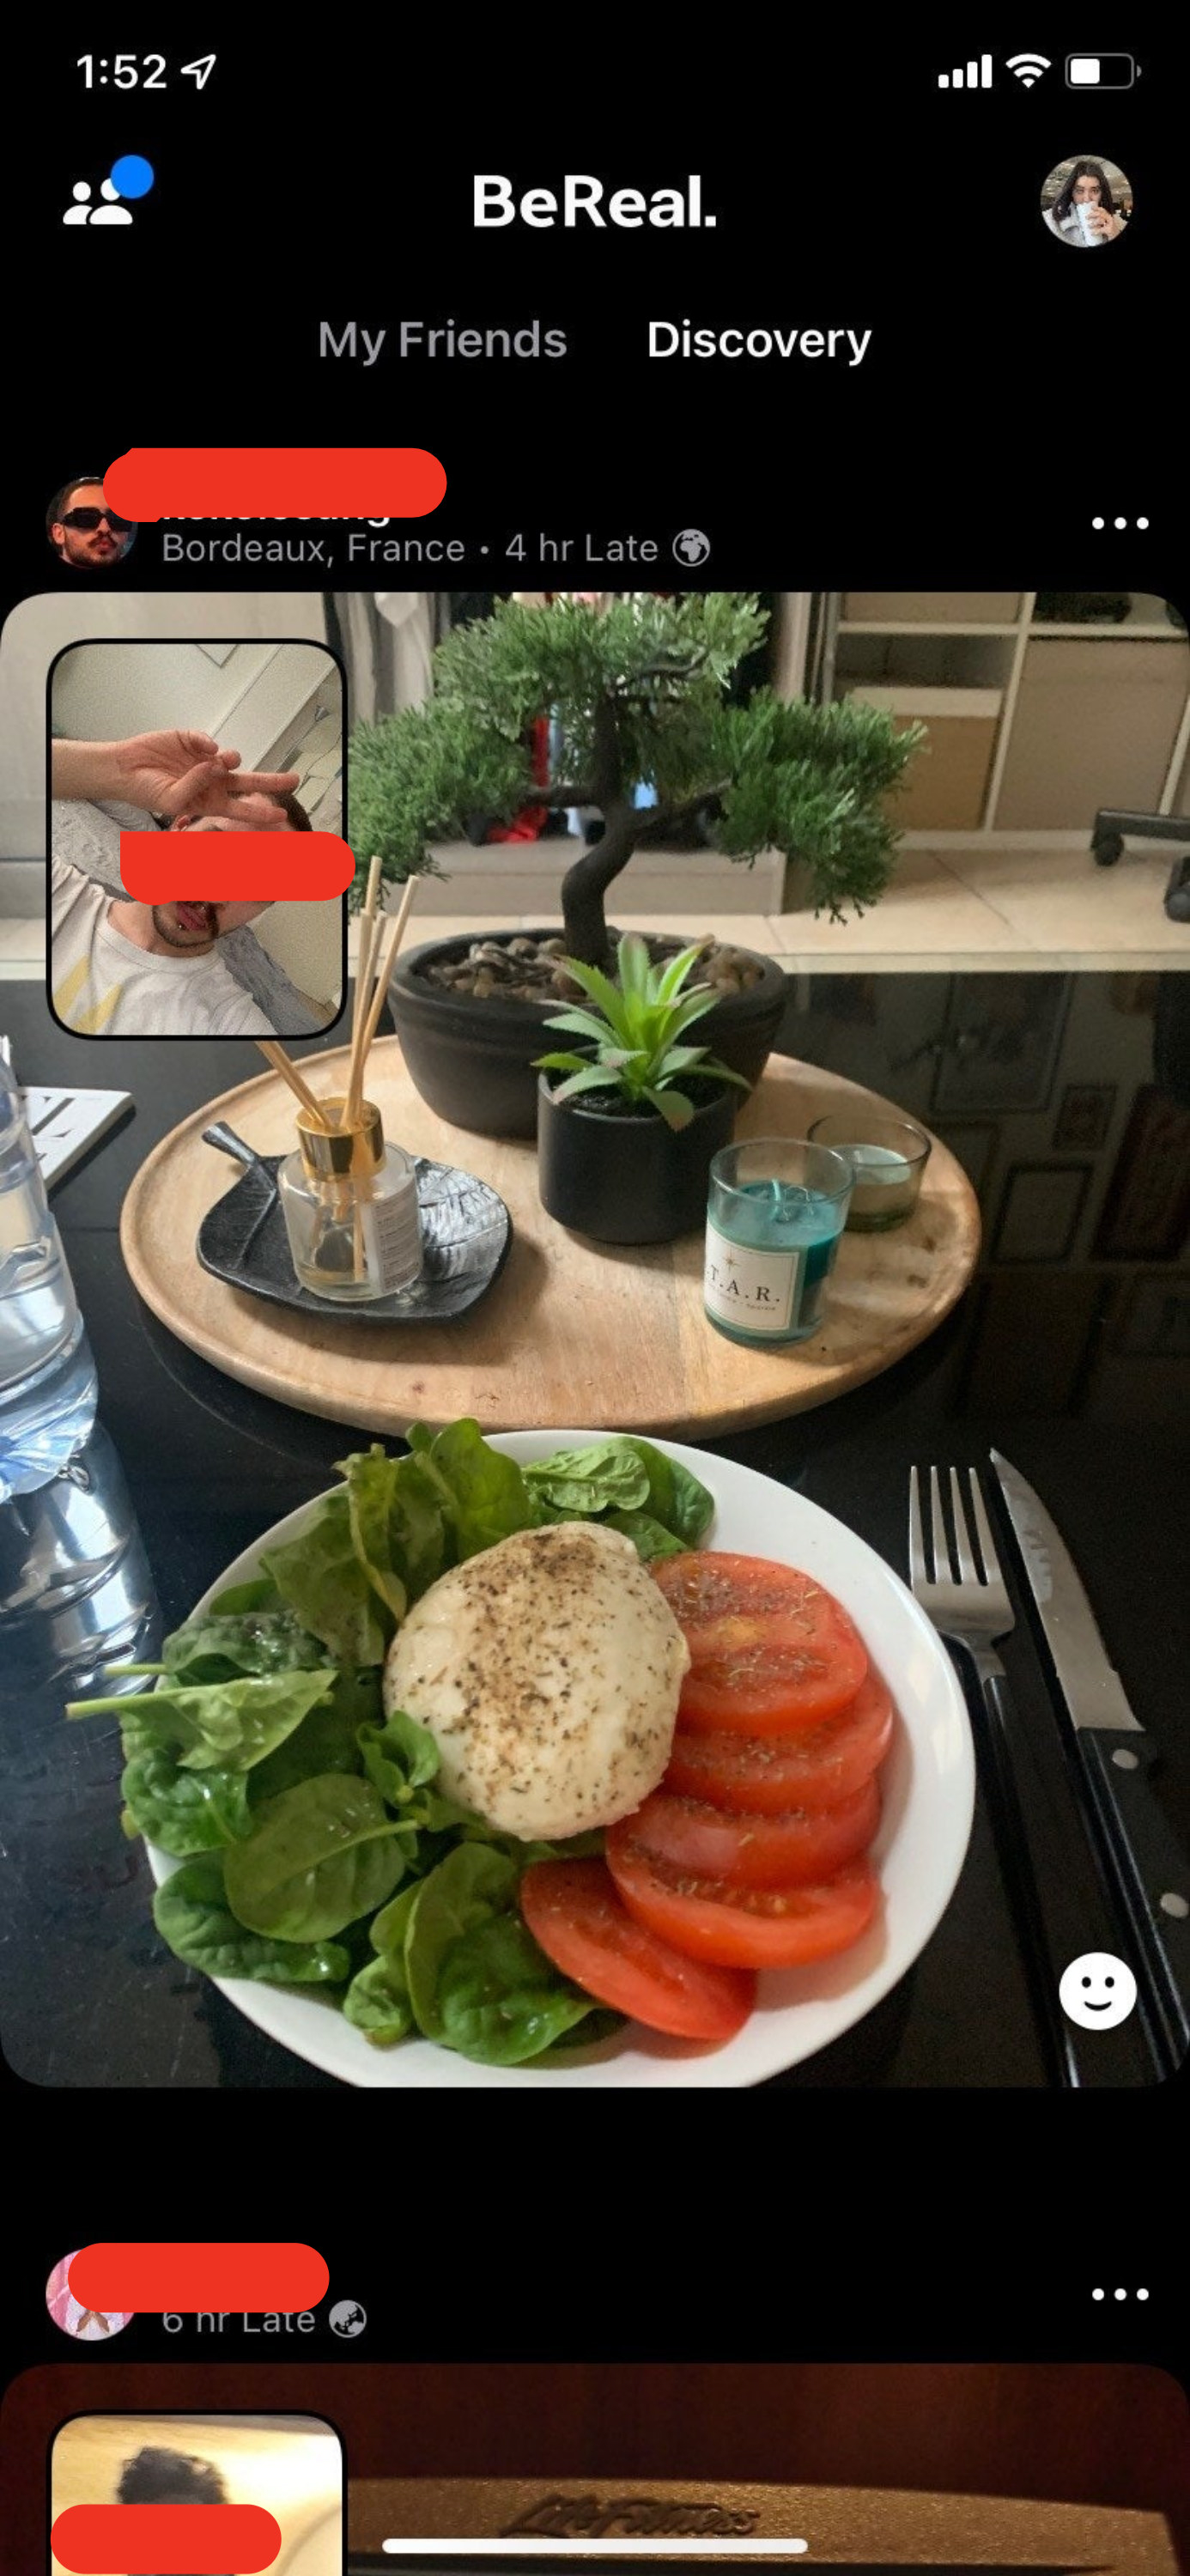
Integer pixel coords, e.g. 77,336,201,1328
46,474,137,568
46,2250,134,2340
1041,155,1132,248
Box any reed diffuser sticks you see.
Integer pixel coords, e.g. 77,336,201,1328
254,1039,332,1128
344,871,418,1126
252,865,416,1139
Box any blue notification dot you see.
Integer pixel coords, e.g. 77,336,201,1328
109,155,155,199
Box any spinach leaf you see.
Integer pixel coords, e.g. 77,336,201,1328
403,1844,603,2063
337,1443,447,1621
343,1882,420,2044
223,1775,407,1941
358,1710,439,1801
153,1852,349,1985
121,1746,253,1856
247,1669,375,1803
525,1441,652,1516
161,1607,331,1685
431,1910,610,2063
96,1670,335,1772
369,1879,422,1954
620,1437,714,1546
343,1950,416,2043
604,1508,687,1562
358,1713,476,1843
209,1574,283,1615
413,1419,540,1561
263,1491,392,1666
521,1436,713,1550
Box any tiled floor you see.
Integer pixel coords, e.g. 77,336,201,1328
7,847,1189,982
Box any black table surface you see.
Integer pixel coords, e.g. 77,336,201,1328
3,969,1188,2089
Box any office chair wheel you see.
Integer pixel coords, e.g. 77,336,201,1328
1091,833,1124,867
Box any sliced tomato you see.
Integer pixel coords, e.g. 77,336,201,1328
653,1552,850,1661
654,1552,868,1731
519,1857,755,2041
678,1634,869,1734
665,1673,895,1813
605,1832,879,1969
622,1777,879,1889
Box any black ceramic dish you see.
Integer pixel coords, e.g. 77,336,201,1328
197,1124,512,1321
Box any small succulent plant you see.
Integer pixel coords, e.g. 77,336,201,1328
535,933,750,1131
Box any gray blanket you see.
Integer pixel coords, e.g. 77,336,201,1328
52,799,328,1036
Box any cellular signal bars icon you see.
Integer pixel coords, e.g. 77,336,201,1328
938,54,993,87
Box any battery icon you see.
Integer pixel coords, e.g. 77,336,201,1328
1066,53,1137,86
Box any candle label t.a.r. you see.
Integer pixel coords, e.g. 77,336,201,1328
704,1223,803,1333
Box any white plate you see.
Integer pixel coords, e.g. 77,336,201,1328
148,1432,974,2087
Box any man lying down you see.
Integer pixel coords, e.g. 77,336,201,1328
51,728,312,1037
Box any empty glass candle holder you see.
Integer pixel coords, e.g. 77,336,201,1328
808,1112,932,1231
704,1137,853,1346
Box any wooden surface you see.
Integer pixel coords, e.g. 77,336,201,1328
119,1037,981,1437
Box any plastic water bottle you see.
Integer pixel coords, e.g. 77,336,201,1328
0,1057,98,1504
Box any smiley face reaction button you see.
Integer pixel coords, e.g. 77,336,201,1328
1059,1951,1138,2030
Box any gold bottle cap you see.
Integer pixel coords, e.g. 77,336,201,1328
296,1097,385,1179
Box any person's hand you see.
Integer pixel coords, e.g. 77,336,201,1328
111,730,301,823
1088,205,1123,240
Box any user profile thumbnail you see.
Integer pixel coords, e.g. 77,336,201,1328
1041,155,1132,246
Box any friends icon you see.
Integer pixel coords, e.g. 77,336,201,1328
64,156,155,224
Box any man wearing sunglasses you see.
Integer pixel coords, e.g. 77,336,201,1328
46,477,136,567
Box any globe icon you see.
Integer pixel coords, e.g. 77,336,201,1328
673,529,711,566
329,2300,367,2336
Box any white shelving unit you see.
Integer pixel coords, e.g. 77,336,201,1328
824,590,1190,850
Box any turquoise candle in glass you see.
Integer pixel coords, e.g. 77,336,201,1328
704,1139,853,1346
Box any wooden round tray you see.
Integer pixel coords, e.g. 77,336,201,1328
120,1039,980,1437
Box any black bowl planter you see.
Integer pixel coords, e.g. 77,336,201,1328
390,927,787,1139
537,1075,738,1246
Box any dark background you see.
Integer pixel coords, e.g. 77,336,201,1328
15,31,1181,585
6,2364,1189,2565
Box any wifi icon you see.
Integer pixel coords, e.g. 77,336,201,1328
1006,51,1052,85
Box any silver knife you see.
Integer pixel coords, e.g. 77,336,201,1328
991,1449,1190,2074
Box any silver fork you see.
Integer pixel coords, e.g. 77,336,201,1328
908,1465,1012,1678
908,1464,1080,2087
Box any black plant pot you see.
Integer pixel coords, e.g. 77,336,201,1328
537,1076,738,1245
390,927,786,1139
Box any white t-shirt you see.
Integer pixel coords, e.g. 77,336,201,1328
51,858,276,1037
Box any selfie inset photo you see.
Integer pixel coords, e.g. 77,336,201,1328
1041,154,1132,246
49,639,345,1039
51,2414,342,2576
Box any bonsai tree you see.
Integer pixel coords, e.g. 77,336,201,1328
349,595,923,968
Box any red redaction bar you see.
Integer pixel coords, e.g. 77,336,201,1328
120,829,355,902
68,2243,330,2310
106,447,446,521
53,2506,282,2573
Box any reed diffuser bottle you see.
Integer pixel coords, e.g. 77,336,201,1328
258,862,422,1303
279,1096,422,1302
